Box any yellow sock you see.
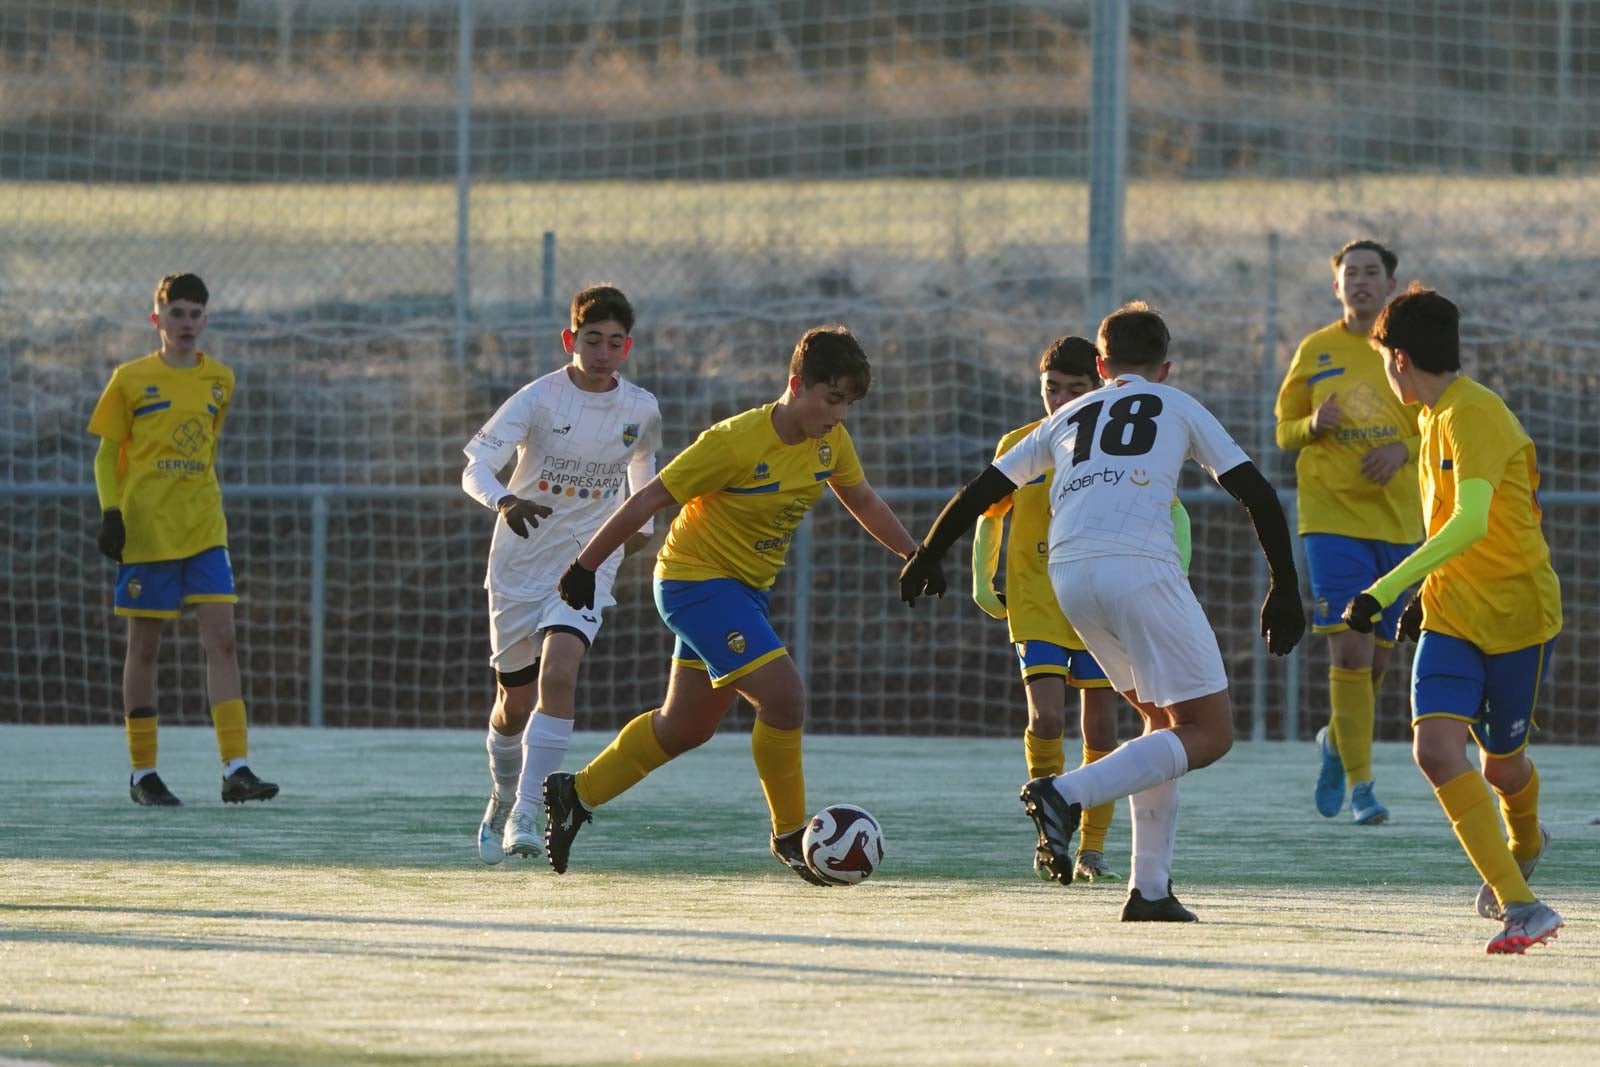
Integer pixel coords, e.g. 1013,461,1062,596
1328,666,1375,785
1371,663,1388,693
1496,762,1542,863
1024,728,1065,780
1077,745,1116,854
210,698,248,764
751,719,807,837
126,707,158,772
575,710,669,809
1436,770,1532,910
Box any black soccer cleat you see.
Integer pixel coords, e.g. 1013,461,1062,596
542,772,592,874
221,766,279,804
1019,776,1081,886
130,772,182,807
770,827,832,886
1121,882,1199,923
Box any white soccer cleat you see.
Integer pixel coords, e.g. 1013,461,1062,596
503,806,544,859
478,791,510,865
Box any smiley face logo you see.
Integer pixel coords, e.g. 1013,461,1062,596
1129,468,1151,487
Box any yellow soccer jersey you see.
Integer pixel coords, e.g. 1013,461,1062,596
985,421,1086,649
87,351,233,564
657,403,864,589
1276,321,1423,542
1416,377,1561,653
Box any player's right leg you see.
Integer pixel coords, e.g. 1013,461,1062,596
117,562,183,807
505,626,591,859
480,593,543,864
730,655,831,886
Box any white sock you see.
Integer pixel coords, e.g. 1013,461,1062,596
1129,777,1181,899
486,725,523,797
514,712,575,816
132,767,156,784
1053,730,1188,810
223,757,248,776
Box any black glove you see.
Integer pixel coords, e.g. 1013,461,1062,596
897,547,947,607
558,559,596,610
497,495,554,538
97,508,125,563
1260,583,1306,656
1397,591,1423,643
1340,592,1382,635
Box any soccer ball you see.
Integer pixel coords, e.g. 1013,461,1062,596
802,804,884,886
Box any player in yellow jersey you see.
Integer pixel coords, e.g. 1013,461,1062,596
1342,285,1563,954
544,325,932,882
972,336,1192,883
87,273,278,807
1275,239,1422,825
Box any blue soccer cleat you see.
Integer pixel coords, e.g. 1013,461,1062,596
1349,780,1389,825
1314,726,1345,818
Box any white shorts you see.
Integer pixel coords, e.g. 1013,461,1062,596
487,588,605,673
1047,555,1227,708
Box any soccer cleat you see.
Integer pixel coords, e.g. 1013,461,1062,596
1073,849,1121,883
542,773,591,874
770,828,832,886
220,766,278,804
1477,823,1551,921
503,806,543,859
1349,781,1389,825
1031,846,1055,881
477,790,509,865
129,772,182,807
1313,726,1345,818
1486,900,1563,954
1019,776,1081,886
1121,881,1199,922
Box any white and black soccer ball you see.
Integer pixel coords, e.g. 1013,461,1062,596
802,804,884,886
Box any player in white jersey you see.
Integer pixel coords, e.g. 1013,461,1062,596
901,302,1305,920
461,285,663,864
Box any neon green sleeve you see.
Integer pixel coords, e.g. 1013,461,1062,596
971,513,1007,619
1366,478,1492,606
1169,498,1192,576
93,437,122,511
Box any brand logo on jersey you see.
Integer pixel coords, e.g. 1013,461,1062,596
817,442,833,467
552,424,572,435
144,385,160,397
1129,468,1150,486
1057,468,1124,496
1317,352,1332,364
753,462,771,480
211,383,225,404
127,578,143,599
621,422,639,446
1510,717,1528,738
581,614,597,624
726,631,747,654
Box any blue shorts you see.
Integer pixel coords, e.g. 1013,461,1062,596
1015,640,1111,689
655,577,786,689
115,546,237,619
1412,631,1556,757
1303,533,1419,641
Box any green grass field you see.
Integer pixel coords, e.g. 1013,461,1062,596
3,725,1598,1066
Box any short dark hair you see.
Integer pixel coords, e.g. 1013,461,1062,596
1096,301,1170,368
1039,336,1099,379
1370,283,1461,373
155,273,208,307
790,325,871,399
1331,239,1398,277
570,284,635,333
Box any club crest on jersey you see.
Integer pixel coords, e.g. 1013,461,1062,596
212,383,225,403
127,578,143,599
725,630,747,654
817,441,833,467
622,422,639,446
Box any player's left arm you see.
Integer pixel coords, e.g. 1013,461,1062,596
1170,497,1193,576
624,410,663,557
1343,480,1491,630
830,476,917,559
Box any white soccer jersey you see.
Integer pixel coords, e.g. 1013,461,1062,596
462,366,662,600
992,374,1250,567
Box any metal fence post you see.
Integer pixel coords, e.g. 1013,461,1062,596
790,519,814,683
1087,0,1129,334
308,492,329,727
453,0,475,362
1251,231,1281,740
